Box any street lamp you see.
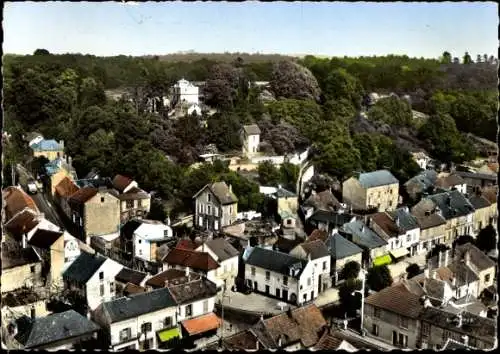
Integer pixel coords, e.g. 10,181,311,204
351,269,367,336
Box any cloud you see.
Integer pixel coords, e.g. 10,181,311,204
121,1,139,6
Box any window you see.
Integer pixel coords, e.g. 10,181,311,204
164,317,172,328
126,200,134,209
203,300,209,313
119,328,131,341
406,235,411,243
286,219,292,225
30,266,35,273
372,324,379,336
101,197,105,203
208,205,211,214
322,261,327,271
307,278,311,286
214,207,218,217
139,249,142,256
374,308,381,318
485,274,491,283
110,282,115,293
99,272,104,280
30,307,36,319
138,239,142,244
265,271,270,281
399,316,408,329
283,276,288,286
421,322,430,337
185,304,193,317
251,267,256,276
137,199,142,207
303,293,307,301
208,194,211,202
141,322,152,333
100,284,105,296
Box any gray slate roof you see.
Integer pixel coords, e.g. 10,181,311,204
14,310,99,349
275,187,296,199
387,208,419,231
194,181,238,205
242,124,261,135
446,262,480,286
326,233,363,260
357,170,399,188
204,238,240,261
167,277,218,304
1,246,41,270
246,246,308,279
99,287,177,324
467,195,491,210
309,210,355,228
115,267,147,285
454,243,496,272
455,171,497,182
63,251,107,284
428,190,475,220
340,220,387,250
404,169,437,189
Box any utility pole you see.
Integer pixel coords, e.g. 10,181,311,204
352,268,367,336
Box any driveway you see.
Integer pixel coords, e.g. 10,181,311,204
388,252,428,282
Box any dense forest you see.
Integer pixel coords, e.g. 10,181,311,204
3,50,497,218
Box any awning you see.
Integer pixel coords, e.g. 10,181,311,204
157,327,181,342
181,313,221,336
373,254,392,266
390,248,409,259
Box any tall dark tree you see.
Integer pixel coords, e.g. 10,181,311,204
270,60,321,101
367,265,393,291
405,263,421,279
441,51,452,64
340,261,361,280
463,52,472,64
476,225,497,253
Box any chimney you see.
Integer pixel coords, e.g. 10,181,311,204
255,340,259,351
395,217,400,228
165,280,169,287
464,252,471,267
431,270,438,280
59,140,64,149
438,251,443,268
446,196,452,206
456,312,463,328
22,234,27,249
185,267,190,278
424,268,430,278
443,250,449,267
308,253,311,262
462,335,469,346
451,277,456,287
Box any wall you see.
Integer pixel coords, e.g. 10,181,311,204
366,184,399,212
473,207,491,235
1,262,43,293
418,224,446,253
1,300,50,324
364,304,420,348
85,258,123,311
244,264,300,303
63,232,81,271
242,133,260,157
33,149,63,162
277,196,298,215
477,268,495,295
422,321,494,350
334,253,363,282
250,155,284,165
49,234,66,288
84,191,120,238
176,296,216,322
49,169,72,197
120,197,151,223
289,248,331,296
342,178,365,210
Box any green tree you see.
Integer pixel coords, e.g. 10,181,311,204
340,261,361,280
338,278,363,316
322,68,363,107
463,51,472,64
441,51,452,64
370,96,413,127
476,225,497,253
206,112,242,152
257,161,280,186
405,263,421,279
367,265,393,292
270,60,321,101
279,162,300,193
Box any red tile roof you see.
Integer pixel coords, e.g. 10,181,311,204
307,229,328,243
145,269,201,288
55,177,79,198
68,187,98,204
123,282,147,295
181,313,221,336
112,174,133,193
3,186,38,221
176,239,202,250
163,248,219,271
365,281,423,318
5,209,40,237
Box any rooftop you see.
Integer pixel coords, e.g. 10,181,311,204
68,187,98,205
3,186,39,222
355,170,399,189
201,237,240,261
162,248,219,271
54,177,79,198
340,220,387,250
193,181,238,205
167,277,218,304
1,246,41,270
325,232,363,260
427,190,475,220
298,239,330,260
115,267,147,286
242,124,261,135
30,139,63,152
245,246,308,279
28,229,64,249
454,243,496,272
2,288,43,308
180,312,221,336
63,252,107,284
303,190,341,211
111,174,134,193
145,268,201,289
365,281,423,318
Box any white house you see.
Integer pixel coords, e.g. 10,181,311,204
187,103,202,116
92,288,179,351
411,151,431,171
244,246,318,305
289,240,332,294
370,207,421,258
241,125,261,157
25,132,44,148
195,238,240,290
133,221,174,263
173,79,199,106
63,252,124,311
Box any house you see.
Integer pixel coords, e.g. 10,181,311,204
193,181,238,231
244,246,318,305
162,248,220,287
27,228,65,289
408,276,454,307
54,176,80,219
342,170,399,212
339,220,388,268
145,268,200,290
92,288,178,351
467,193,493,234
479,185,498,229
2,186,40,237
173,78,199,106
240,124,261,157
305,210,356,236
320,232,363,284
110,174,151,223
363,281,424,348
411,205,447,253
412,190,475,244
289,240,332,294
301,189,342,217
30,139,65,161
24,132,44,147
418,308,496,350
187,102,202,116
313,330,358,351
453,243,496,295
454,171,497,193
68,186,120,243
63,251,123,311
3,310,99,350
1,289,51,331
1,245,43,293
476,162,498,176
194,238,240,290
404,169,437,201
273,236,302,253
430,263,480,300
132,220,174,272
370,207,421,258
43,157,78,198
114,268,148,296
435,172,467,194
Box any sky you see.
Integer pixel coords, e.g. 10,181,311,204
3,1,498,58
